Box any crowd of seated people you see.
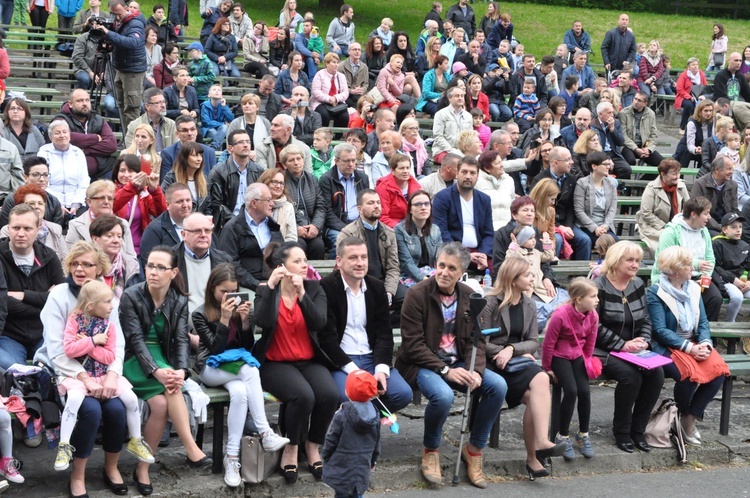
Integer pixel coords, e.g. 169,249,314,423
0,0,747,494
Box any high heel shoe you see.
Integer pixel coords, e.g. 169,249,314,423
525,464,550,481
534,441,567,465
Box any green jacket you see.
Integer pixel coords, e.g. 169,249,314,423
188,54,215,101
651,214,714,282
311,147,333,179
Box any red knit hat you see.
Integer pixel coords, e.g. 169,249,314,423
345,370,378,402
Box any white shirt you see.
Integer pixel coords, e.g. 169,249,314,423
38,143,90,208
460,194,478,249
339,277,370,357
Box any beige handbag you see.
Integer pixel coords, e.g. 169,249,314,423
366,86,385,105
239,434,281,484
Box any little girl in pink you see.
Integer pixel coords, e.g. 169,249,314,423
54,280,154,471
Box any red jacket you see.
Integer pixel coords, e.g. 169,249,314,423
675,69,707,110
114,181,167,233
375,173,422,228
468,91,490,123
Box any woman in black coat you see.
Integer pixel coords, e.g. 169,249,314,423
121,246,212,493
253,241,339,484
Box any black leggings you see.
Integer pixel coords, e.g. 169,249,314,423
315,106,350,128
551,356,590,436
259,360,339,446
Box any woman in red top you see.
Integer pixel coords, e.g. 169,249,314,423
467,74,490,123
375,153,422,228
112,154,167,256
253,241,338,485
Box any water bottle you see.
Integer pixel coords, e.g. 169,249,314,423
483,269,492,289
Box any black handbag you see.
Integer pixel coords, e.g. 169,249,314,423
504,356,537,373
324,102,348,114
690,83,713,101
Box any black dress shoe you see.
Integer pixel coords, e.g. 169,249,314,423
133,466,153,496
68,481,89,498
185,455,213,468
535,441,567,465
103,471,128,495
633,439,652,452
616,441,634,453
280,464,298,484
307,461,323,480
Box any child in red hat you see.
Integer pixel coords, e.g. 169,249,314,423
321,370,381,498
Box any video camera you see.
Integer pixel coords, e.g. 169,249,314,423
88,16,115,51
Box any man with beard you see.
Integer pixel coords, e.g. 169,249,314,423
124,87,177,152
432,156,493,270
55,89,118,180
558,107,592,153
252,74,282,122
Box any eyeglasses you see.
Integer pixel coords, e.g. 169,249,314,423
338,159,357,164
254,197,273,203
89,195,114,202
412,201,431,208
70,261,97,270
147,100,166,106
183,228,213,235
28,172,49,179
269,180,285,187
7,107,24,112
499,141,513,146
145,264,173,273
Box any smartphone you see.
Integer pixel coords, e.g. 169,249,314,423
528,132,542,149
377,380,384,391
226,292,250,303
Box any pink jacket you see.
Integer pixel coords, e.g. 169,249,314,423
64,314,118,368
541,302,598,371
377,64,405,104
310,69,349,111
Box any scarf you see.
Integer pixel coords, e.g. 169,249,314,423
103,253,125,299
688,70,702,86
401,137,428,176
644,53,661,69
37,221,49,243
661,181,679,219
658,274,697,335
72,311,110,377
67,274,82,298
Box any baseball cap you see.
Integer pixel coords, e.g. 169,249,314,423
186,42,204,52
345,370,378,402
486,63,500,72
721,212,744,226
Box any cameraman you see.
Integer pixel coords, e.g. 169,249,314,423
91,0,147,133
71,31,119,119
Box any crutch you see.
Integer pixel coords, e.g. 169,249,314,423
452,293,492,485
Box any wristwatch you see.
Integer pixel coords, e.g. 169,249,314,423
439,365,450,378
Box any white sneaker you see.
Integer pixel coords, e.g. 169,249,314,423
223,456,242,488
0,479,8,493
261,431,290,452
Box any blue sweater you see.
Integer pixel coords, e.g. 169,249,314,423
200,100,234,132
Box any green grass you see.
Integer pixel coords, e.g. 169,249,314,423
33,0,750,69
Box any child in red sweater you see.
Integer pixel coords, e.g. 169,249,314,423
542,277,599,461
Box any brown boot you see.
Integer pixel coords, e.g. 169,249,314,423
420,450,442,486
461,445,487,488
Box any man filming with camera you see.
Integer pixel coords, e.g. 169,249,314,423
91,0,147,133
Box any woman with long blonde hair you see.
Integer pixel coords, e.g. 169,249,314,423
480,255,567,479
122,123,162,177
529,178,559,254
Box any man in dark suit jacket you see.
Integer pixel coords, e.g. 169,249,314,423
218,183,283,292
432,156,494,270
319,143,371,257
530,146,592,260
159,115,217,184
319,237,412,412
140,182,194,261
590,101,631,179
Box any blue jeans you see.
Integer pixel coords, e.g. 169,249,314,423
329,44,349,58
662,360,724,419
0,335,42,370
416,365,506,450
0,0,12,25
304,56,318,80
211,61,241,79
579,226,619,250
554,224,592,260
326,229,341,259
489,103,512,122
203,124,228,151
331,354,413,413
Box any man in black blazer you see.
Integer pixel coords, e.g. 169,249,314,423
140,182,194,261
319,236,412,412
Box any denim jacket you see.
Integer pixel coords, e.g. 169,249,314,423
394,221,443,282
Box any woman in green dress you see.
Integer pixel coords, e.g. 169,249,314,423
120,245,212,495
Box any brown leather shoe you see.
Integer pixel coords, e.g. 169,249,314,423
420,451,442,486
461,445,487,489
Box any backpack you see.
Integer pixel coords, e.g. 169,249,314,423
645,398,687,464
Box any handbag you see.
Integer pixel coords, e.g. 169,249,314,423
504,356,537,373
324,102,348,114
712,52,725,68
366,86,385,105
690,83,713,101
239,433,282,484
644,399,687,463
